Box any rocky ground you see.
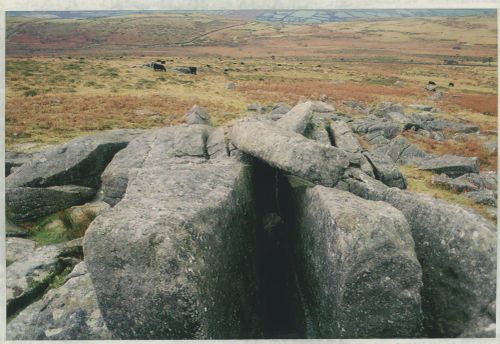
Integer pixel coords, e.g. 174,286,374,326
4,100,497,339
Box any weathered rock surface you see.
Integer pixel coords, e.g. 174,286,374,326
6,218,29,238
363,151,407,188
85,128,261,339
305,117,331,145
100,125,211,206
6,129,143,189
330,121,362,153
431,174,479,193
7,239,83,316
464,190,497,207
7,262,113,340
374,136,430,165
185,105,212,125
422,119,479,134
230,118,350,187
344,174,496,337
276,101,314,134
287,184,423,338
456,172,497,191
6,151,34,176
6,237,36,265
418,155,480,177
6,185,96,223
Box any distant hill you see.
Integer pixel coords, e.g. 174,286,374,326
7,9,495,22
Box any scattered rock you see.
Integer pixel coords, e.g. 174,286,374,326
422,119,479,134
464,190,497,207
7,262,113,340
456,172,497,191
371,102,404,118
6,185,96,223
271,103,292,115
363,151,407,189
431,174,479,193
429,90,443,101
247,103,266,113
310,101,335,113
374,136,430,165
418,155,480,177
330,121,362,153
425,84,437,92
184,105,211,125
225,81,236,89
409,104,433,111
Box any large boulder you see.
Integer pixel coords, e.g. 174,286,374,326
229,118,350,187
287,183,423,338
418,155,480,177
7,262,113,340
100,125,212,206
6,185,96,223
7,239,83,317
84,127,261,339
344,174,496,337
6,129,143,189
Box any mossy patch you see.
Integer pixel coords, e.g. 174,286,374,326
27,211,72,246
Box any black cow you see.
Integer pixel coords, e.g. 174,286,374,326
153,63,166,72
428,81,436,85
449,82,455,87
189,66,197,75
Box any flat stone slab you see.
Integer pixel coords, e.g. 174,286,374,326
6,185,96,223
288,184,423,338
418,155,480,177
330,121,363,153
363,151,407,189
7,262,112,340
229,118,350,187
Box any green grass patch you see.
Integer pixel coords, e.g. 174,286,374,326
27,212,71,246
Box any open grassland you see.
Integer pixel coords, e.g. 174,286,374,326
6,54,497,149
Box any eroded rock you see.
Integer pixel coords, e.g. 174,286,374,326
6,185,96,223
7,262,112,340
230,118,350,187
287,184,423,338
418,155,480,177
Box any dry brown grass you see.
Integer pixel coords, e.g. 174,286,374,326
402,132,497,171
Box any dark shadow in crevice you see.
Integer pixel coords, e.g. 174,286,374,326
250,157,306,339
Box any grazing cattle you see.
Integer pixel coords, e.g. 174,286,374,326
189,66,197,75
428,81,436,85
153,63,166,72
449,82,454,87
